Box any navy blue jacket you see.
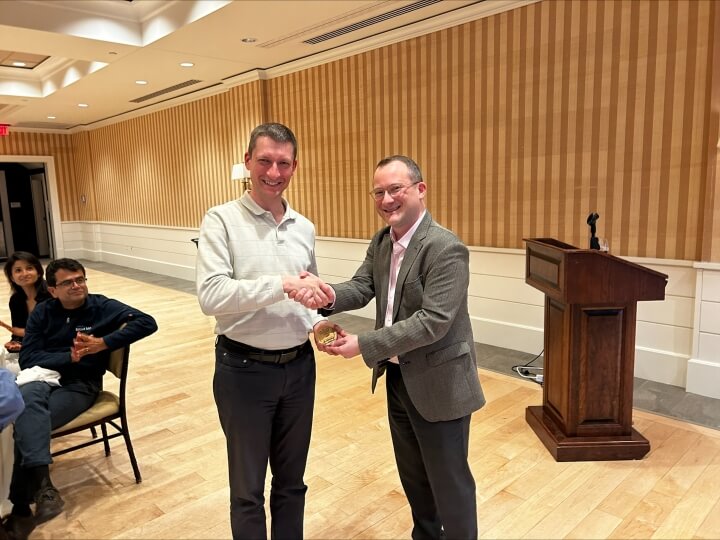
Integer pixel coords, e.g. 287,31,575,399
19,294,158,383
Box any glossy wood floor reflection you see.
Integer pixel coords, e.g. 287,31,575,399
5,264,720,539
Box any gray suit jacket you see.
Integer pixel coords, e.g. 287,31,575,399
329,212,485,422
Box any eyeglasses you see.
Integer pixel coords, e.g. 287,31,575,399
369,182,420,201
55,277,88,288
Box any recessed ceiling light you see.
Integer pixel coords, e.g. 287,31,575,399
12,62,26,67
135,80,148,85
78,103,89,108
241,38,257,43
47,116,56,119
180,62,194,67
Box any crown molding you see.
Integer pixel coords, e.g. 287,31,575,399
13,0,537,134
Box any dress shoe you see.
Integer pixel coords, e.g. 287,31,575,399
1,514,36,540
33,486,65,525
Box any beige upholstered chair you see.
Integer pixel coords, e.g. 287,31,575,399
50,342,142,483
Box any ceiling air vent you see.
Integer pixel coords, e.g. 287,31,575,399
130,79,202,103
303,0,442,44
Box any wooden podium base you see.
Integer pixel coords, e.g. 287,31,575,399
526,406,650,462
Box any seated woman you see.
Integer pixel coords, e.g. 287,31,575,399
0,252,51,355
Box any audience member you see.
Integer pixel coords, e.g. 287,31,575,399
0,252,51,362
3,258,157,540
0,368,23,431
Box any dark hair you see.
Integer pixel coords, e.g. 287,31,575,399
247,123,298,160
46,258,86,287
375,155,423,184
4,251,46,298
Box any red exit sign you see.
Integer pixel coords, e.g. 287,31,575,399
0,124,9,136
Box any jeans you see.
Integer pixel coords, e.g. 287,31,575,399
9,379,99,505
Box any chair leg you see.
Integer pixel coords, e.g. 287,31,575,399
90,426,98,439
120,414,142,484
101,423,111,456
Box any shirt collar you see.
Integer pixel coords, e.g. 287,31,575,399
239,191,297,222
391,210,426,249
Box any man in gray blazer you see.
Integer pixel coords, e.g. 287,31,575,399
314,155,485,539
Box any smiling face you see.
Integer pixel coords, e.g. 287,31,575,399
10,259,40,289
244,135,297,211
372,160,426,239
48,269,88,309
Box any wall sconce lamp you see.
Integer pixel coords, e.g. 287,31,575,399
231,163,251,192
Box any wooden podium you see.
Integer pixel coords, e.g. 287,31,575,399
524,238,668,461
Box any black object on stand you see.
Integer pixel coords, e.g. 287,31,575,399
587,212,600,250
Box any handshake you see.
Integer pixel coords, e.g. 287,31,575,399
282,272,359,358
282,271,336,310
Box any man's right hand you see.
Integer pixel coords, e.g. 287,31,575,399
284,273,335,309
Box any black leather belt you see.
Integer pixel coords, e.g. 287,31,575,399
217,335,309,364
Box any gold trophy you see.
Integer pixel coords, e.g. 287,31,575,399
316,325,337,345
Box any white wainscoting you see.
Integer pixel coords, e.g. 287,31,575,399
61,221,199,281
62,221,706,392
687,262,720,398
317,238,696,389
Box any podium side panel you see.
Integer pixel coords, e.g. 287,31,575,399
545,298,569,430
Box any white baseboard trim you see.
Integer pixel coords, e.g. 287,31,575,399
64,246,195,282
471,317,544,354
686,358,720,399
634,347,688,388
102,251,195,282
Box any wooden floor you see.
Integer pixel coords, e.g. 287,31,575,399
5,266,720,539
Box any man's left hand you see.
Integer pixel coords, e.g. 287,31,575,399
324,333,360,359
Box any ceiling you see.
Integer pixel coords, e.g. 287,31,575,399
0,0,529,133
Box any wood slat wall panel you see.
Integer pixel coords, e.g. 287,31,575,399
86,81,264,227
0,0,717,261
266,0,715,259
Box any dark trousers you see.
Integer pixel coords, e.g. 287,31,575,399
386,363,477,540
214,341,316,540
10,379,99,505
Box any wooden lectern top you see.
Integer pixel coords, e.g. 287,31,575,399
524,238,667,305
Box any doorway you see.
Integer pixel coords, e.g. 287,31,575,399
0,158,59,260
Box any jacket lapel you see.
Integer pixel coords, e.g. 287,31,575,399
376,231,393,323
392,212,431,320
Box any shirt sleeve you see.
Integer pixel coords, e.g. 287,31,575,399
9,293,28,332
19,305,73,371
196,209,287,316
99,298,158,351
0,368,23,431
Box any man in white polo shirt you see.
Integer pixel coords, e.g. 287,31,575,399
196,123,329,540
